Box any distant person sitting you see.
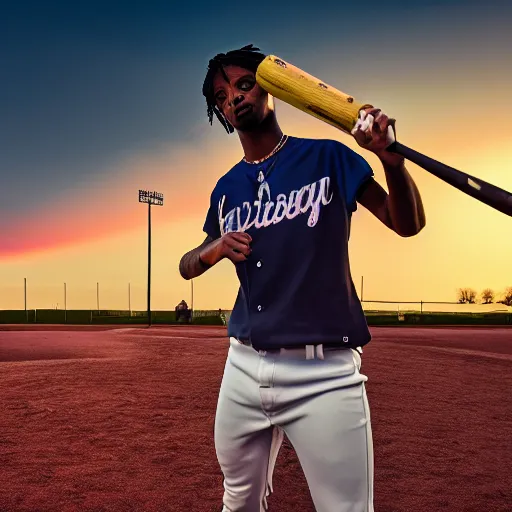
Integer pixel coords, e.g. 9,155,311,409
177,299,189,311
175,300,191,323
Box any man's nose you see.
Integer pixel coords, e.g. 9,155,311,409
229,94,244,107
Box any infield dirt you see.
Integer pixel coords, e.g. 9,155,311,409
1,325,511,511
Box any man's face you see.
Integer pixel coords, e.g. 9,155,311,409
212,65,273,132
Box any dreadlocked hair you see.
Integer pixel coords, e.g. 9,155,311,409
202,44,267,134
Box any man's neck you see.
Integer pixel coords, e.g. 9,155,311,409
238,118,284,163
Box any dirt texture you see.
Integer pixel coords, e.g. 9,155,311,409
1,325,511,511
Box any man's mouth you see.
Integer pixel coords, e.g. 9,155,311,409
235,105,253,118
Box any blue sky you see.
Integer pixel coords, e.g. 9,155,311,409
2,0,511,220
3,0,510,214
1,1,512,309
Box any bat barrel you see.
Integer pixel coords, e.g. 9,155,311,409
256,55,370,135
388,142,512,217
256,54,512,218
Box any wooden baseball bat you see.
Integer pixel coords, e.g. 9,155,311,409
256,55,512,217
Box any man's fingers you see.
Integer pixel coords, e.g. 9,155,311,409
372,112,388,134
221,231,253,262
227,239,252,256
230,232,252,243
354,107,398,148
353,128,370,146
364,107,381,118
353,129,365,145
227,232,252,255
229,252,248,263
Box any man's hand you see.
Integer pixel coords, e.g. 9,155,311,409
199,232,252,267
352,107,404,168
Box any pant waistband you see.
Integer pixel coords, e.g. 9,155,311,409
235,339,362,361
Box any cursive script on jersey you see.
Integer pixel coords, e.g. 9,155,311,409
219,177,333,235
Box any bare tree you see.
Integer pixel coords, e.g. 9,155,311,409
498,287,512,307
481,288,495,304
457,288,477,304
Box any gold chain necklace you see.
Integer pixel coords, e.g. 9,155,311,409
243,134,288,164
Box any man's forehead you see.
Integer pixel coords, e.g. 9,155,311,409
213,65,255,86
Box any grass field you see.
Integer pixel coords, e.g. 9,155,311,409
1,308,511,327
1,325,511,511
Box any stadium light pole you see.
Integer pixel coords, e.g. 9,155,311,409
138,190,164,327
24,278,28,323
23,277,28,324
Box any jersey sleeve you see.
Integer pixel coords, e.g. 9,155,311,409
334,142,374,213
202,190,222,240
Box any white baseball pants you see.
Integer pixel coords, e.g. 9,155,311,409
215,338,374,512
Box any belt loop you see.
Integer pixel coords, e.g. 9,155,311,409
305,345,315,360
316,344,324,360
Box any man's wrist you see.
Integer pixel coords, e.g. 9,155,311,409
377,150,405,170
198,252,212,269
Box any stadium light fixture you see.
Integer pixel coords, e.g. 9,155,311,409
138,190,164,327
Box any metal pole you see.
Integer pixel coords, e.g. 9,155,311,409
97,282,100,311
128,282,131,316
361,276,364,302
147,203,152,327
139,190,162,326
191,279,194,312
64,283,67,323
24,278,28,323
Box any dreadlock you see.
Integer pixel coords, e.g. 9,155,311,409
202,44,267,134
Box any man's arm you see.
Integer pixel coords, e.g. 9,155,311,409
179,236,215,281
179,232,253,280
357,159,426,237
353,107,426,237
381,157,425,236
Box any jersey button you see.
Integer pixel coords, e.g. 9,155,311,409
257,305,262,312
256,261,262,268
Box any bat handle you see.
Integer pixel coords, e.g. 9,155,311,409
387,141,512,217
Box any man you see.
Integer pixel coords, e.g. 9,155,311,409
175,299,190,322
176,299,188,311
179,45,425,512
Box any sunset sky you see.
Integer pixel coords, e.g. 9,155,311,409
2,1,511,312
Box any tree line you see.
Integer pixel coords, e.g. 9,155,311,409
457,287,512,306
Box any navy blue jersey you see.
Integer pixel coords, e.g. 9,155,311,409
203,136,374,350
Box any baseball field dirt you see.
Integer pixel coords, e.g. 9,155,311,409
1,325,511,511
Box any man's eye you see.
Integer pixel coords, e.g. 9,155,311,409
216,94,226,103
239,80,254,91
